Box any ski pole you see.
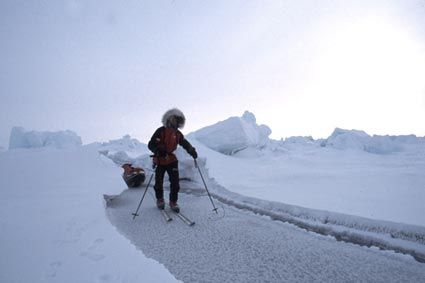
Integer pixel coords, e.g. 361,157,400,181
194,159,218,214
132,173,154,220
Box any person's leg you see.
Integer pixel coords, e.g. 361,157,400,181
154,165,166,200
167,161,180,203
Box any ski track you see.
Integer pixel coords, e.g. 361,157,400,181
106,187,425,283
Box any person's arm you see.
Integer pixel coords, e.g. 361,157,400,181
148,127,164,155
178,132,197,159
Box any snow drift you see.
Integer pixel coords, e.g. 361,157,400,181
191,113,424,157
0,146,178,282
191,111,271,155
100,134,147,152
322,128,425,154
323,128,371,150
97,135,152,177
8,127,82,150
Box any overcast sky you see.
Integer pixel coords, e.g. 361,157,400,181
1,0,424,147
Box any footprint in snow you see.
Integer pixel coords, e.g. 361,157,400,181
45,261,62,278
80,238,106,261
80,251,106,261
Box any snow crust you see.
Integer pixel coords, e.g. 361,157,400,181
0,147,179,283
191,111,271,155
8,127,82,150
108,187,425,282
203,179,425,262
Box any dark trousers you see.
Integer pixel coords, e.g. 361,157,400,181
154,161,180,202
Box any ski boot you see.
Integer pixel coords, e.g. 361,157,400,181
156,198,165,210
169,201,180,213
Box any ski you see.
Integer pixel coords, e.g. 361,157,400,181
173,211,195,226
160,209,173,222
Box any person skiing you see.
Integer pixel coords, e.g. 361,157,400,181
148,108,197,213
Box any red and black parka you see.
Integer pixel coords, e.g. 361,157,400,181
148,126,194,166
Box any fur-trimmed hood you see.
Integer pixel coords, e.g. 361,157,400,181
162,108,186,128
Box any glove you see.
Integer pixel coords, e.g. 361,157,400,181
188,147,198,159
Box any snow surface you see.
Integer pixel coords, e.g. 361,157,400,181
107,182,425,282
195,138,425,226
8,126,82,150
0,147,178,283
2,114,425,282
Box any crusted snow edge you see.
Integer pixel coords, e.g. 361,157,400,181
184,176,425,263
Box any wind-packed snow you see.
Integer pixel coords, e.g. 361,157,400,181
0,146,178,283
2,113,425,282
190,111,271,155
8,127,82,150
103,111,425,262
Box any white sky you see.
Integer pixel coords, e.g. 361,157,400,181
1,0,424,147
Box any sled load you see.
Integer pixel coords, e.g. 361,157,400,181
122,163,146,188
